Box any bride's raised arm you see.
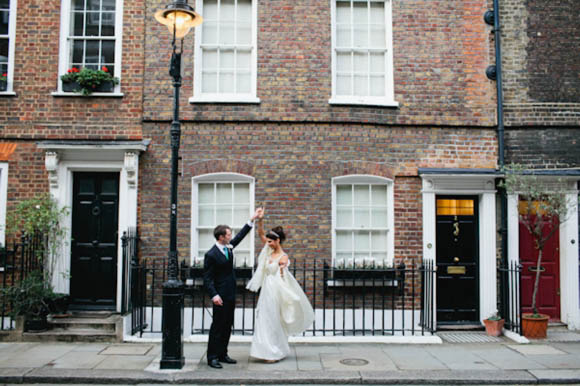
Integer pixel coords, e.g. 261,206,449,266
257,209,267,244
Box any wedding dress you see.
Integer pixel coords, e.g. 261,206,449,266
246,245,314,360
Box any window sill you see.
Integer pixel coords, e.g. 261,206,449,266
189,95,261,104
0,91,16,97
51,91,124,98
328,97,399,108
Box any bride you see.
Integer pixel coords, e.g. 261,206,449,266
246,213,314,362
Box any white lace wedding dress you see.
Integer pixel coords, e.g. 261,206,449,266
246,246,314,361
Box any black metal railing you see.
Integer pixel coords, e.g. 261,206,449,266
129,257,436,337
498,261,522,334
120,227,139,314
0,234,47,330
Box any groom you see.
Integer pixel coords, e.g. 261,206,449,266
204,207,263,369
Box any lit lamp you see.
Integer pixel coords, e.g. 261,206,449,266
155,0,202,370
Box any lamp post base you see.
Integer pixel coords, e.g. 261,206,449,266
160,280,185,370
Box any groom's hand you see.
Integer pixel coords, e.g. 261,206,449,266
212,295,223,306
252,207,263,221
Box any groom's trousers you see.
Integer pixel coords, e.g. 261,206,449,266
207,299,235,362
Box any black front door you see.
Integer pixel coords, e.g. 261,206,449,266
436,196,479,325
70,172,119,309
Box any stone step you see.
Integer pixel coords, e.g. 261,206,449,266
21,328,119,343
48,314,120,332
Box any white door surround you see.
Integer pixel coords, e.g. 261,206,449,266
507,177,580,329
420,171,498,326
38,141,148,312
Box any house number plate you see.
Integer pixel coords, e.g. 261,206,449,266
447,266,466,274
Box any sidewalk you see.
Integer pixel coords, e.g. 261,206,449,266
1,333,580,384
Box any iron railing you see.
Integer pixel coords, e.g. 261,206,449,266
498,261,522,334
0,234,47,330
129,258,437,337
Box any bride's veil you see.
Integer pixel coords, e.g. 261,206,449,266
246,244,271,292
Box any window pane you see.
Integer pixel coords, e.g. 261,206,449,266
371,208,387,227
236,231,250,250
336,74,351,95
354,74,368,96
336,52,351,72
202,72,218,93
370,2,384,21
216,183,232,203
353,52,368,74
370,52,384,72
202,22,218,44
354,185,370,205
353,24,367,48
336,2,350,24
73,0,84,10
101,12,115,36
0,38,7,59
102,40,114,63
370,76,385,96
233,206,248,224
221,0,235,19
102,0,115,11
336,25,350,47
336,231,352,251
337,208,352,227
336,185,352,205
238,0,251,21
219,70,234,92
237,50,251,69
233,183,249,203
72,40,84,63
86,12,100,36
198,206,214,226
216,207,232,224
85,40,99,63
0,10,8,35
354,231,370,251
203,49,218,68
199,230,214,252
371,230,387,250
87,0,100,11
220,49,234,69
236,24,251,44
219,23,235,44
236,73,251,93
235,251,251,267
72,12,84,36
204,0,218,19
370,24,385,47
198,184,214,204
354,207,370,227
371,185,387,205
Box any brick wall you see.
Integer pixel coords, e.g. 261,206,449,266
140,122,497,266
144,0,496,127
501,0,580,127
505,128,580,169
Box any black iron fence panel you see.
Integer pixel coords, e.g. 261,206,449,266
0,234,47,330
129,257,436,337
498,261,522,334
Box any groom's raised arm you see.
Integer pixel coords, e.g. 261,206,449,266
230,207,262,248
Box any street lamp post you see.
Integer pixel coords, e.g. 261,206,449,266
155,0,202,370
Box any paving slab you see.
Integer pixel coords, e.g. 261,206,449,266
382,346,447,370
425,346,496,370
100,344,154,355
471,345,547,370
173,369,362,384
48,350,107,369
525,353,580,369
23,367,171,384
95,354,156,370
528,369,580,383
0,344,75,368
320,352,396,371
507,344,566,356
71,343,109,352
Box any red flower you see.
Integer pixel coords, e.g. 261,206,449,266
73,67,79,73
2,73,6,77
101,66,108,72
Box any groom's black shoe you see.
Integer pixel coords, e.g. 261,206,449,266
219,355,237,364
208,359,222,369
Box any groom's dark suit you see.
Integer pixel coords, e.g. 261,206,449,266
204,223,252,363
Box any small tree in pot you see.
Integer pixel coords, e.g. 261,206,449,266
501,165,572,338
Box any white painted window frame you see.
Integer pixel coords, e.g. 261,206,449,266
331,175,394,268
329,0,397,107
54,0,124,96
191,173,255,267
191,0,260,104
0,0,17,96
0,163,8,246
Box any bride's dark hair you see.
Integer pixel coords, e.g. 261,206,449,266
266,226,286,243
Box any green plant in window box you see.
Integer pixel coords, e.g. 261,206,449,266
60,66,119,96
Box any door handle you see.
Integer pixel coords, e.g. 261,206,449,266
528,266,545,272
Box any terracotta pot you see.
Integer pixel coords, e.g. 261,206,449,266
483,318,505,337
522,313,549,339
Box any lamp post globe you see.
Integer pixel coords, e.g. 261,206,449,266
155,0,202,370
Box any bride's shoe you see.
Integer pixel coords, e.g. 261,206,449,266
264,359,279,363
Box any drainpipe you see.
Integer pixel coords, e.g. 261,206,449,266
485,0,508,314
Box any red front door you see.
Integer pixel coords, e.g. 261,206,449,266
519,216,560,321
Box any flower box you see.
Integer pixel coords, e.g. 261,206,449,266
93,80,115,93
62,81,82,93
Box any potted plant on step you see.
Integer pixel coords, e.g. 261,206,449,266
501,165,572,339
483,310,505,337
60,66,119,95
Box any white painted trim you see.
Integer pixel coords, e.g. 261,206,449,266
507,181,580,329
0,163,8,246
1,0,17,92
191,173,255,267
42,147,141,313
420,174,497,326
193,0,258,101
331,175,394,267
329,0,396,106
56,0,123,93
51,92,125,98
